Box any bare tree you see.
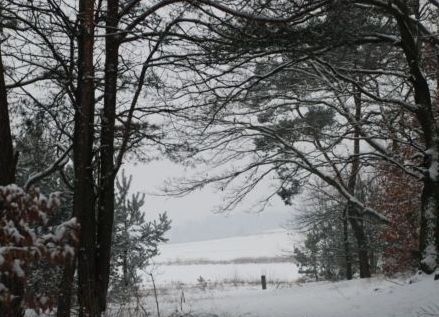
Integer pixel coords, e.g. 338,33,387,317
160,0,438,274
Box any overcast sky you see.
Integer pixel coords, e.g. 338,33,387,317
124,159,298,243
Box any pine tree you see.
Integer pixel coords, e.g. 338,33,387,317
293,181,383,281
109,171,171,303
14,114,75,305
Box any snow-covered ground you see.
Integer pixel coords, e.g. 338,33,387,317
130,230,439,317
148,262,298,285
143,229,300,286
145,274,439,317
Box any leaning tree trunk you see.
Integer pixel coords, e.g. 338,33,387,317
96,0,120,313
0,37,23,317
74,0,98,316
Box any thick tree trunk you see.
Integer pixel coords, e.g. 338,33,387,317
74,0,98,316
0,41,23,317
350,217,371,278
436,38,439,275
96,0,120,313
419,176,439,273
56,259,76,317
0,46,16,185
394,8,439,273
437,195,439,272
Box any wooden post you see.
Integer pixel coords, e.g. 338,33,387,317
261,275,267,290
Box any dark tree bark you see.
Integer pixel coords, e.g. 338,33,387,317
0,46,16,186
56,258,76,317
343,205,353,280
73,0,98,315
345,83,372,278
0,40,23,317
393,3,439,273
96,0,120,313
350,216,371,278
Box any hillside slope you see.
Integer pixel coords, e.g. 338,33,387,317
147,229,299,285
156,229,297,263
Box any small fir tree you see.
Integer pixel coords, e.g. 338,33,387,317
109,171,171,302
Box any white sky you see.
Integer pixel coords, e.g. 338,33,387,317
124,159,296,242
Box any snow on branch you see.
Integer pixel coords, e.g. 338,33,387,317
24,145,72,191
0,185,78,311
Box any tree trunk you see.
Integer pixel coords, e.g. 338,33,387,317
419,176,439,273
0,38,23,317
394,8,438,273
74,0,98,316
343,205,353,280
96,0,120,313
123,249,128,287
56,259,76,317
0,44,16,185
344,83,371,278
350,216,371,278
437,194,439,273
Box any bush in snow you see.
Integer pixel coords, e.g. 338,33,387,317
0,185,77,313
292,182,383,281
372,159,421,275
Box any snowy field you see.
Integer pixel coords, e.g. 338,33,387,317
143,229,300,286
124,230,439,317
148,262,298,285
155,229,297,263
138,274,439,317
